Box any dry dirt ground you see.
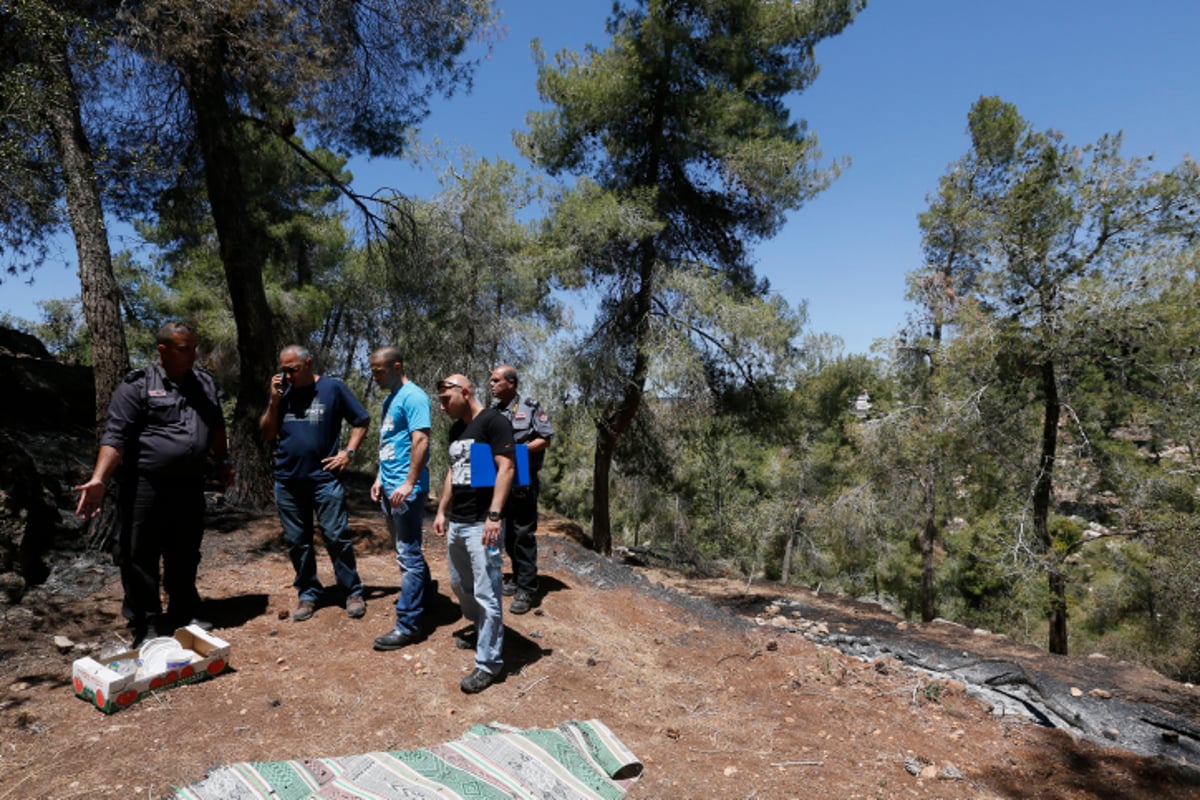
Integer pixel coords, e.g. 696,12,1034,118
3,490,1200,799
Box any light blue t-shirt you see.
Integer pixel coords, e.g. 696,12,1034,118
378,380,431,494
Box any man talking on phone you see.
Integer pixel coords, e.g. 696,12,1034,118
259,345,370,622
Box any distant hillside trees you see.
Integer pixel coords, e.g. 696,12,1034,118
903,97,1200,655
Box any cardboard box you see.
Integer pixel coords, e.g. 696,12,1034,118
72,625,231,713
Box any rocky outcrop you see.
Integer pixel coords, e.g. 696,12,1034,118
0,326,95,601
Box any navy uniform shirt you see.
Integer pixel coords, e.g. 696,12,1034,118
495,392,554,474
100,363,224,476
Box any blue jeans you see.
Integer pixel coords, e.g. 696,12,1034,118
446,520,504,675
274,478,363,602
381,491,430,635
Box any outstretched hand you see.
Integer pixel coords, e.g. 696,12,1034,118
74,479,106,519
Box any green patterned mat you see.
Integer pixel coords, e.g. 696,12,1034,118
171,719,642,800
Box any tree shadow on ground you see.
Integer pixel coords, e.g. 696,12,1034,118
200,593,270,631
442,622,548,681
503,628,549,674
975,734,1200,799
534,574,569,597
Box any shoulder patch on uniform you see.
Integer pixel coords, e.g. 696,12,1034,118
123,368,146,383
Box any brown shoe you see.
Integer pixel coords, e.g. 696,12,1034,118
292,600,316,622
346,595,366,619
509,591,534,615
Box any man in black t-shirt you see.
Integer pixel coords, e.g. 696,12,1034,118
433,374,514,694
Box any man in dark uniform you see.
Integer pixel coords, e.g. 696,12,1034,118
488,364,554,615
75,322,230,646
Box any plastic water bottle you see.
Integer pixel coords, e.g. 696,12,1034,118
106,658,138,677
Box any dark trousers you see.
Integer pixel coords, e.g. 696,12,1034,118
504,487,539,594
117,471,205,631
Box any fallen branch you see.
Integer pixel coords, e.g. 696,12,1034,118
688,747,774,756
716,649,762,665
515,676,549,699
770,760,824,767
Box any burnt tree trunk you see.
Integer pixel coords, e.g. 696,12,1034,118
920,493,938,623
591,428,615,556
916,470,936,623
1035,359,1067,655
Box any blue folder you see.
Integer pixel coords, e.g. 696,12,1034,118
469,443,530,487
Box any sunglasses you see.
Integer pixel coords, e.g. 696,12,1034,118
280,366,301,374
436,380,461,391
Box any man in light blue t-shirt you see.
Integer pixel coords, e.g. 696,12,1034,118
368,346,433,651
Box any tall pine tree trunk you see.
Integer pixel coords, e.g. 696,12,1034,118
183,38,276,509
589,251,655,554
591,428,615,555
42,26,128,550
1035,359,1068,654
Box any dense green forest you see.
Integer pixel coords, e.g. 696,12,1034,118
4,0,1200,679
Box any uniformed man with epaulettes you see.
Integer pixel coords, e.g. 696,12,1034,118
487,364,554,615
75,322,231,647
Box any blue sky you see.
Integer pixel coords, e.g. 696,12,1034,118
5,0,1199,355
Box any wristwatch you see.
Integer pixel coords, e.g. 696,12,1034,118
487,510,501,521
344,449,356,460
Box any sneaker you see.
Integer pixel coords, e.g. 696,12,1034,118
501,577,517,597
373,629,416,651
460,667,498,694
292,600,316,622
455,634,476,650
509,591,534,615
346,595,366,619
